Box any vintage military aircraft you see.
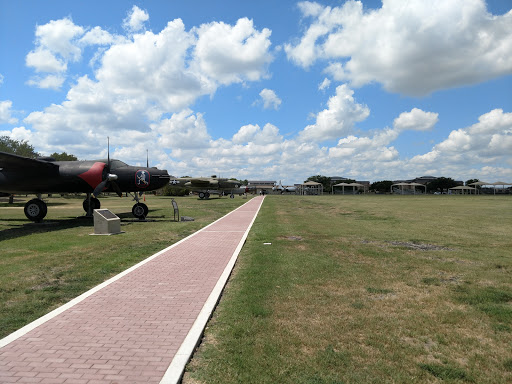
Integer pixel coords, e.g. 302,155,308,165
168,177,247,199
272,180,296,194
0,151,170,221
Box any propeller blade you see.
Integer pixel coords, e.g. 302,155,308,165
111,181,122,197
93,179,108,197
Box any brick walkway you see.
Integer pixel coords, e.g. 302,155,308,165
0,196,264,384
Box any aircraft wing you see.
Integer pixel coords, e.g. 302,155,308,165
0,151,59,171
190,178,218,187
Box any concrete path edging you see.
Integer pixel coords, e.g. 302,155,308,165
160,196,264,383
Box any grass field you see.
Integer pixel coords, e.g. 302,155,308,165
0,193,247,339
184,195,512,384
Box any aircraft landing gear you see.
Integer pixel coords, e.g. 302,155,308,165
230,194,235,198
132,202,148,220
24,198,48,222
83,196,101,215
198,192,211,199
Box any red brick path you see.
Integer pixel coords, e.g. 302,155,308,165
0,196,264,383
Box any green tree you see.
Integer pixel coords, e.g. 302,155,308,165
370,180,394,193
427,177,459,193
0,136,39,158
49,152,78,161
305,175,331,193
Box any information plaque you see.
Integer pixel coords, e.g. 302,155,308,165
91,209,124,235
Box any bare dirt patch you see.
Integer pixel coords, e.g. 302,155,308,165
390,241,454,251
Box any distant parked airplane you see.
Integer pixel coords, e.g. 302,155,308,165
168,177,247,199
272,180,296,194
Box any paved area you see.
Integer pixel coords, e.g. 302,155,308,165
0,196,264,384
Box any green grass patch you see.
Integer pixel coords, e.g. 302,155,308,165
419,362,474,382
184,195,512,384
454,285,512,329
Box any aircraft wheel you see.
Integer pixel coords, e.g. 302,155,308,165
24,199,47,222
205,192,210,199
199,192,205,199
132,202,148,220
230,194,235,198
82,197,101,212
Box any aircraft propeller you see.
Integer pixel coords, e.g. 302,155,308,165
92,137,122,198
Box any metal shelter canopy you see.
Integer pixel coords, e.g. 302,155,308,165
332,182,364,195
468,181,511,195
468,181,490,195
298,181,323,196
491,181,512,195
449,185,476,194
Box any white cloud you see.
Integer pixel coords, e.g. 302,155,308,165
96,19,204,112
123,6,149,33
35,17,84,61
26,74,66,90
299,84,369,142
0,100,19,124
79,27,117,46
318,77,330,91
23,12,275,163
0,126,33,142
193,18,273,85
411,109,512,171
286,0,512,95
258,88,282,110
153,109,210,150
26,48,67,73
393,108,438,131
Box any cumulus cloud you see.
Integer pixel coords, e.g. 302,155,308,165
25,17,125,90
0,126,33,142
299,84,369,142
79,27,117,46
411,109,512,171
286,0,512,95
0,100,19,124
25,17,82,89
23,11,274,162
26,48,67,73
34,17,84,61
26,74,66,90
153,109,210,150
318,78,330,91
257,88,282,110
123,6,149,33
393,108,438,131
193,18,273,85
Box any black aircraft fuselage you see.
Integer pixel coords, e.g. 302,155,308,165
0,151,170,221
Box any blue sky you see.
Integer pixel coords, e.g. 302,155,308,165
1,0,511,184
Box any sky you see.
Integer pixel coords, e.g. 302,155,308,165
0,0,511,184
